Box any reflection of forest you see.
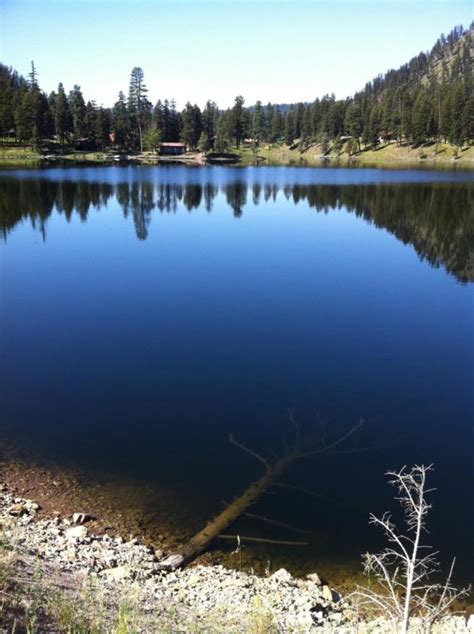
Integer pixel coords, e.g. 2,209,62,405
1,177,472,282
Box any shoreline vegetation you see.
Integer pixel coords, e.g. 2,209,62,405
0,139,473,169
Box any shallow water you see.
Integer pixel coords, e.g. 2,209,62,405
0,166,473,580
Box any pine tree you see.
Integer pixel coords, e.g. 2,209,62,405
231,95,245,147
327,99,345,139
400,90,413,143
179,103,202,149
270,106,283,142
215,111,232,152
251,100,264,145
84,101,97,146
381,90,394,138
94,107,110,150
368,105,381,147
112,92,129,150
192,104,203,148
284,109,295,145
292,102,304,140
439,89,451,142
28,61,38,90
344,103,363,151
168,99,181,141
412,90,432,144
14,89,31,143
361,102,371,148
311,99,322,138
449,83,467,146
299,106,312,151
202,100,218,144
128,67,149,152
181,102,196,148
54,83,72,145
152,99,164,139
0,65,18,136
69,85,86,140
161,99,171,140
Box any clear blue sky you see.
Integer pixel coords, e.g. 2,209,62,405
1,0,472,109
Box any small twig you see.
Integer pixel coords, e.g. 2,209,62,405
244,512,311,535
218,534,309,546
229,434,271,473
296,418,364,459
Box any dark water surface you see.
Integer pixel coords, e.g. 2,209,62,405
1,166,473,580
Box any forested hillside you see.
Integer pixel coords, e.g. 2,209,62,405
0,23,472,154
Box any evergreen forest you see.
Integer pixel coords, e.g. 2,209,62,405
0,24,472,155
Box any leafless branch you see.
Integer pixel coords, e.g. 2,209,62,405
229,433,271,473
351,465,470,633
296,417,364,459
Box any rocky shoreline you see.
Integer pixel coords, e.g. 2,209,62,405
1,485,472,633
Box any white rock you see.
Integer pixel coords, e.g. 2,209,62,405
65,525,88,540
100,565,131,582
321,584,333,602
306,572,322,585
269,568,295,586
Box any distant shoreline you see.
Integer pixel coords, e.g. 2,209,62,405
1,141,473,169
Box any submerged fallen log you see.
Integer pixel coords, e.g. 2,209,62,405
158,418,363,570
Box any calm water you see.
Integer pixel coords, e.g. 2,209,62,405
1,166,473,579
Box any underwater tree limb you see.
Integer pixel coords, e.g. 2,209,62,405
157,418,363,570
229,433,272,473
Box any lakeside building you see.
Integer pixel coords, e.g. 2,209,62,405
160,142,187,155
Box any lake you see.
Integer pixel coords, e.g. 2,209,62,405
0,165,473,582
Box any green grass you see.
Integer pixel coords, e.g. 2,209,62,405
0,146,43,163
232,140,474,168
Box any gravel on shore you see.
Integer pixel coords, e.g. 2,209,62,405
0,485,472,633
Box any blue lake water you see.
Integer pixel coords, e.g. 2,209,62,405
0,166,473,580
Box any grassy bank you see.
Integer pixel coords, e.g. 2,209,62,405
235,141,474,168
0,146,43,165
